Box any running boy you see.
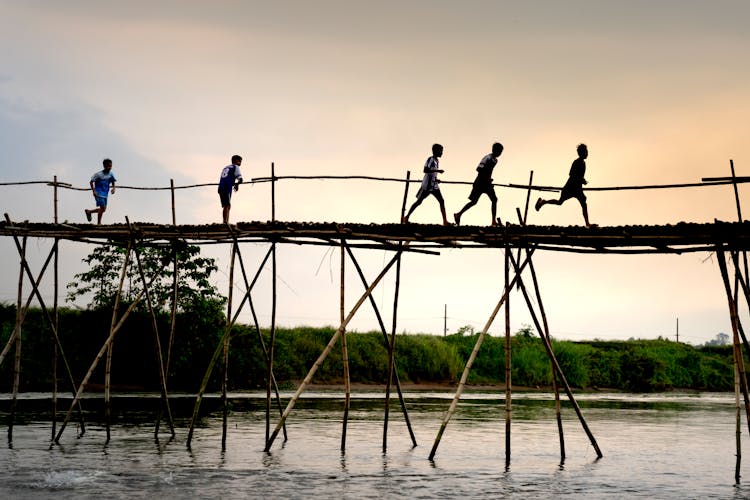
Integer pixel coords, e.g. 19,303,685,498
403,143,450,225
454,142,503,226
85,158,116,224
219,154,244,223
535,143,592,227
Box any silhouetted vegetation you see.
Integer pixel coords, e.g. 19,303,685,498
0,304,738,393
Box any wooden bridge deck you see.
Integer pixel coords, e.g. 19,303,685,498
2,219,750,253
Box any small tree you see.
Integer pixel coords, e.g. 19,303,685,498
67,243,225,313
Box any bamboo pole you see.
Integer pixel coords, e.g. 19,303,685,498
504,244,511,465
222,242,236,451
160,179,180,435
0,244,57,367
340,239,351,452
127,222,176,439
265,250,402,452
429,249,536,460
170,178,176,226
228,230,287,440
717,248,750,438
506,251,603,458
228,235,287,440
516,207,565,461
55,255,166,443
736,361,742,484
104,332,114,443
52,177,60,439
731,254,750,437
186,244,274,448
267,162,278,445
53,237,59,441
186,290,252,447
4,215,86,437
400,171,411,221
527,254,566,460
344,243,416,446
8,236,26,441
383,242,404,452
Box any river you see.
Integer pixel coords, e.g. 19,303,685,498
0,390,748,498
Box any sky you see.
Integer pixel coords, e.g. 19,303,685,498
1,0,749,345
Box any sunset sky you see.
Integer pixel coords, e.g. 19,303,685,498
1,1,749,344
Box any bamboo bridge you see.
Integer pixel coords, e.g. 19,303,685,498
2,164,750,482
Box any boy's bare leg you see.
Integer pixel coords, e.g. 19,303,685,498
96,207,104,225
491,200,498,226
581,202,591,228
440,202,450,226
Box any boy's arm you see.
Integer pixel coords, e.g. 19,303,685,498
110,180,116,194
90,180,97,197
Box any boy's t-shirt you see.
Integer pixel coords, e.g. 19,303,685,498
219,164,243,193
91,170,116,198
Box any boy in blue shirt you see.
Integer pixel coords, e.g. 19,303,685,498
218,154,243,223
85,158,116,224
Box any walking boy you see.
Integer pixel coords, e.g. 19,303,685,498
219,154,243,223
85,158,116,224
535,143,592,227
403,143,450,225
454,142,503,226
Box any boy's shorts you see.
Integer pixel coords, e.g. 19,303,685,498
468,179,497,203
219,190,232,207
95,195,108,208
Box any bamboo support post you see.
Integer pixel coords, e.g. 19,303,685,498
186,244,273,448
229,236,287,440
516,207,565,460
717,247,750,439
52,176,60,439
400,171,411,221
3,214,86,438
8,236,26,441
126,221,176,439
504,244,511,465
170,178,176,226
104,238,134,445
429,249,536,460
52,237,59,441
340,239,351,452
265,250,402,452
55,252,164,443
506,250,603,458
344,243,416,446
0,244,57,366
383,242,404,452
266,240,277,445
222,242,236,451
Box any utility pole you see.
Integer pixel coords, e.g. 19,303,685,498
676,317,679,343
444,304,447,336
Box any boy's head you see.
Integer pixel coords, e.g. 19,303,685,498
102,158,112,172
432,143,443,157
577,143,588,158
491,142,504,157
231,154,243,165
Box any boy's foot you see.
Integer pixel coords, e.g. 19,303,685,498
453,213,460,226
535,198,543,211
401,216,408,224
85,209,92,222
491,219,499,227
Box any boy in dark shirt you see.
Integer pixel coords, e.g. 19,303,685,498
453,142,503,226
535,143,592,227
